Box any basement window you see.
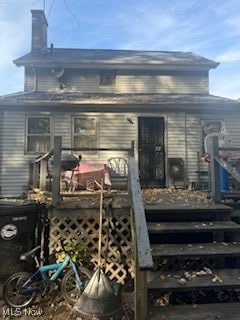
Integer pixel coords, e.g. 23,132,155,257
100,71,116,86
73,117,97,152
201,120,223,154
26,116,51,153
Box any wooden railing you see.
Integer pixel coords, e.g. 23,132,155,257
31,136,153,318
31,136,135,206
208,136,240,203
128,156,153,320
31,150,53,191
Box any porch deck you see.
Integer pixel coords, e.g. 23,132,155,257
28,188,215,210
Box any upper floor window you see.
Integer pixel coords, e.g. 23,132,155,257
201,120,223,154
100,71,116,86
73,117,97,152
26,116,51,153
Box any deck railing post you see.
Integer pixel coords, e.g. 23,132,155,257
52,136,62,206
209,136,221,203
128,157,153,320
32,162,39,189
39,159,47,190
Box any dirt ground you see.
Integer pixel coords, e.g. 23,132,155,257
0,290,134,320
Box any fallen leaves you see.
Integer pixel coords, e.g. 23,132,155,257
158,266,223,287
153,293,172,307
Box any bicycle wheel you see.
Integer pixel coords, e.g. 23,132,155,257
61,267,91,305
3,272,37,308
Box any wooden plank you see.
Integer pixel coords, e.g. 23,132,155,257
128,156,153,269
52,136,62,206
145,205,231,222
147,268,240,291
151,242,240,258
144,204,231,213
32,162,39,188
209,136,221,203
135,268,148,320
147,221,240,233
148,302,240,320
39,159,47,190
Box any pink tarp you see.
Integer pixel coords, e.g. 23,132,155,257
63,163,111,190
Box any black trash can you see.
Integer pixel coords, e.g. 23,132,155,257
0,202,44,280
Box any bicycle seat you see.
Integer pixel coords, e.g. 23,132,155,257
20,246,41,261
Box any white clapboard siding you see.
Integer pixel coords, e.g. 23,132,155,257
185,114,202,184
36,69,60,92
98,113,137,163
35,69,208,94
3,108,240,197
116,75,208,94
224,117,240,149
1,112,30,197
53,113,72,148
166,113,186,159
25,68,35,91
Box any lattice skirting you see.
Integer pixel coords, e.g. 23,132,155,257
49,208,134,284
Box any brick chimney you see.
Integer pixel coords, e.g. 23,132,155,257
31,10,48,53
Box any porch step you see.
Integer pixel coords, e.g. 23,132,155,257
147,268,240,291
148,302,240,320
145,205,232,222
147,220,240,234
151,242,240,258
144,205,240,319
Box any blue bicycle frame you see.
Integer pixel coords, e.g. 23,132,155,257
20,255,83,294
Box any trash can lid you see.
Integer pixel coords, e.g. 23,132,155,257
0,201,43,216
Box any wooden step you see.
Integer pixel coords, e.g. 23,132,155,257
148,302,240,320
145,205,232,222
147,221,240,234
147,268,240,291
151,242,240,258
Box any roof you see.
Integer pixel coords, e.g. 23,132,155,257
1,92,239,112
14,48,219,70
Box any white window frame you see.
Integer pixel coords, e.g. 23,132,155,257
25,116,51,154
72,116,97,153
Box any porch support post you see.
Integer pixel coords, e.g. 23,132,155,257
39,159,47,190
209,136,221,203
32,162,39,189
135,266,148,320
52,136,62,206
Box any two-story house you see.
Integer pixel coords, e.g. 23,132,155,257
0,10,239,198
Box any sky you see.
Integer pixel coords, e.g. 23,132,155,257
0,0,240,99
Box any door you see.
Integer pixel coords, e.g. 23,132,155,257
138,117,165,188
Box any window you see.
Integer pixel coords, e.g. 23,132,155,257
100,71,116,86
201,120,223,154
73,117,97,151
26,116,51,153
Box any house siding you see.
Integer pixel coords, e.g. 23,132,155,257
2,108,240,197
35,69,208,94
116,75,208,94
1,112,29,197
25,68,35,91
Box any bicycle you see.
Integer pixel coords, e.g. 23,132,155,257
2,241,92,308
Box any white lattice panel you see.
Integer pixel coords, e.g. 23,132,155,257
49,209,134,284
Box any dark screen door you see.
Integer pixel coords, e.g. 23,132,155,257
138,117,165,188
